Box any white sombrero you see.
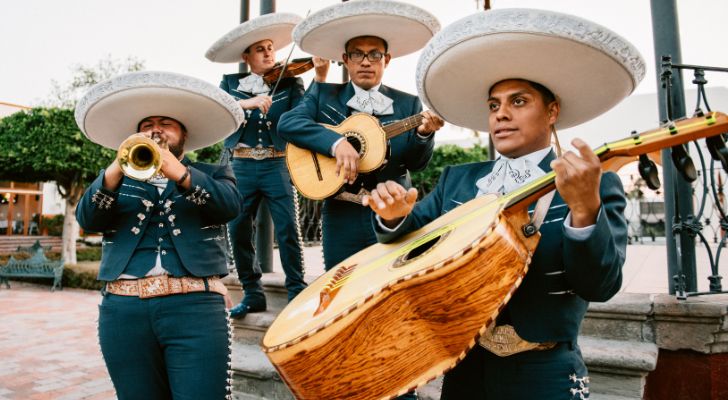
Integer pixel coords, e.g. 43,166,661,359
75,71,245,151
205,13,302,63
416,8,646,132
293,0,440,62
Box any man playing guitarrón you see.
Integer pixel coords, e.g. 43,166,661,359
365,9,645,399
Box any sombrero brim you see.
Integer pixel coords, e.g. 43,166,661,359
416,9,646,132
75,71,245,151
293,0,440,61
206,13,301,63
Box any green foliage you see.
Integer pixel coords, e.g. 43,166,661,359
190,141,225,164
0,108,115,188
411,144,489,196
43,214,64,236
75,246,101,262
62,265,104,290
0,247,100,263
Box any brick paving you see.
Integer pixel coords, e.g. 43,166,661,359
0,282,115,400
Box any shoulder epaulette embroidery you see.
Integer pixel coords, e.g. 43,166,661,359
91,189,115,210
186,185,210,205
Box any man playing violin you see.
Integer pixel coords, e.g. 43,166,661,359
206,13,329,318
278,1,444,273
364,9,644,399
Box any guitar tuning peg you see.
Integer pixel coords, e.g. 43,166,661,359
638,154,661,190
670,144,698,182
706,134,728,174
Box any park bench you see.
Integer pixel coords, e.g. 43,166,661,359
0,240,64,291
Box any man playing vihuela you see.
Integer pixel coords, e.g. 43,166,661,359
278,0,445,275
206,13,330,319
365,8,643,399
75,71,246,399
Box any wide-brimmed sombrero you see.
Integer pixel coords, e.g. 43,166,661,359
416,8,646,132
205,13,302,63
75,71,245,151
293,0,440,62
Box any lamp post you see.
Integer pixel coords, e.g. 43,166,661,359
239,1,250,73
254,0,277,273
650,0,697,294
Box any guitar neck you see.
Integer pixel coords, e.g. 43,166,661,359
503,112,728,212
383,114,424,139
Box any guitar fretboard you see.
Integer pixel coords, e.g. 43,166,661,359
502,112,728,212
383,114,425,139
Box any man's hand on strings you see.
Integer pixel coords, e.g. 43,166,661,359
362,181,418,228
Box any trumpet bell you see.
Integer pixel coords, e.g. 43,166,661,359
117,135,162,181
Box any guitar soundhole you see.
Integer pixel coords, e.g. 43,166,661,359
344,131,366,156
392,231,450,268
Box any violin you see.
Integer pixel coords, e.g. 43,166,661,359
262,57,315,85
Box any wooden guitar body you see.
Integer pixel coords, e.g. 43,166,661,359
286,112,424,200
263,194,540,400
286,113,387,200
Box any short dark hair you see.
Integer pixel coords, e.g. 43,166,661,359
489,79,557,106
344,36,389,54
137,116,187,134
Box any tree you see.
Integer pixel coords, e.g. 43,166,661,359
0,108,115,264
0,56,144,264
45,55,145,109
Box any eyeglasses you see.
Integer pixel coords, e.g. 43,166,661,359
346,50,385,63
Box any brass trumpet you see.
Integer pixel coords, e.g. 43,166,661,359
117,134,163,181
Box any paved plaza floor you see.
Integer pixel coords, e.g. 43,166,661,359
0,243,724,399
0,283,113,400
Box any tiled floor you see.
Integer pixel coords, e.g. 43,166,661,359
0,283,114,400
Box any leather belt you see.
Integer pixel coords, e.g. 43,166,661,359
478,324,557,357
106,275,227,299
233,147,285,160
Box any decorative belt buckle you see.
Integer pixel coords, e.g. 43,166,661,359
138,275,170,298
249,147,269,160
478,324,543,357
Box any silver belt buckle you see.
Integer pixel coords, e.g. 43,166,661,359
138,275,170,298
250,147,269,160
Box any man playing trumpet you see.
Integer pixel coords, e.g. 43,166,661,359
76,71,245,399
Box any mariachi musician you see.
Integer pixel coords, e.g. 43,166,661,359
365,8,642,399
206,13,330,318
75,71,245,399
278,0,445,273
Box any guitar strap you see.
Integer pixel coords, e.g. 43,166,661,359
530,131,561,233
333,188,370,205
530,190,556,232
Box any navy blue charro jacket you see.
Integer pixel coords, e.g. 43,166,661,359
220,74,304,151
76,159,242,281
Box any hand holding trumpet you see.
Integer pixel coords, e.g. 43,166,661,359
104,116,191,191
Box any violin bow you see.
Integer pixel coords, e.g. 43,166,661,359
269,9,310,97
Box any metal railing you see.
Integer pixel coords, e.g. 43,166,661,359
658,59,728,298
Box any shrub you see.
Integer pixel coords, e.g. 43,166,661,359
411,144,489,196
43,214,64,236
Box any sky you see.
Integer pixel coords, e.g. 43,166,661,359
2,0,728,147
